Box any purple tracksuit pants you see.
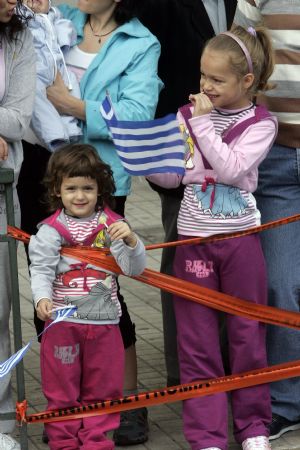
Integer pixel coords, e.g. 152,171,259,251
173,234,271,450
41,322,124,450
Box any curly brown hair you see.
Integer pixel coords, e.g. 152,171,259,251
43,144,116,213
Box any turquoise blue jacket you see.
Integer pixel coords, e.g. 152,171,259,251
59,5,163,196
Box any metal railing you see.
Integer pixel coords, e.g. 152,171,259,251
0,168,28,449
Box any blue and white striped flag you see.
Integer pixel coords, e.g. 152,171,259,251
0,343,31,378
0,306,77,378
100,96,185,176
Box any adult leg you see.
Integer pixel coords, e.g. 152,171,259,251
17,141,51,338
173,240,228,450
0,187,20,434
219,235,271,444
113,196,149,446
255,144,300,422
159,192,181,386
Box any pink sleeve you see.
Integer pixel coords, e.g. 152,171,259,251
189,114,278,185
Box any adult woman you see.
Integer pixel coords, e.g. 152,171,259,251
18,0,162,445
0,0,35,448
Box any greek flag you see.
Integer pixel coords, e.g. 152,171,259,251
100,96,185,176
0,306,77,378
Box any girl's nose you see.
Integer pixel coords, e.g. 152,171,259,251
75,189,85,199
202,80,212,91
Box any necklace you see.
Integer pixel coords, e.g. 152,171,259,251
88,17,118,43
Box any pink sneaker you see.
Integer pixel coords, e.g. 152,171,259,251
242,436,271,450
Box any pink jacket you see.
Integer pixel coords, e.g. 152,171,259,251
148,105,278,193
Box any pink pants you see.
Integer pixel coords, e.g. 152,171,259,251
174,235,271,450
41,322,124,450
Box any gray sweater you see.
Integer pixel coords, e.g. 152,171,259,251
0,29,36,186
29,210,147,324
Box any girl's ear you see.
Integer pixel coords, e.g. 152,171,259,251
243,73,255,91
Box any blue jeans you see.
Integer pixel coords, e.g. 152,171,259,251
255,143,300,422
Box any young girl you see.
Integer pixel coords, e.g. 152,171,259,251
148,26,277,450
29,144,146,450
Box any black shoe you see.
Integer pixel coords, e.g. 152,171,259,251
113,407,149,446
268,413,300,440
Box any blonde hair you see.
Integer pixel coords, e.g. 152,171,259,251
204,25,275,95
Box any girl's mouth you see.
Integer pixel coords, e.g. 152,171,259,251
205,93,218,100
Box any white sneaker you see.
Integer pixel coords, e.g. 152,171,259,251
0,433,20,450
242,436,271,450
200,448,222,450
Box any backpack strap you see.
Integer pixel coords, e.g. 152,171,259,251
42,209,76,244
222,105,271,144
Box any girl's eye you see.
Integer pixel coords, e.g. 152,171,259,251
214,79,222,84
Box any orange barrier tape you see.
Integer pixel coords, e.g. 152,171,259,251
8,224,300,330
17,358,300,424
62,247,300,331
7,212,300,252
145,212,300,250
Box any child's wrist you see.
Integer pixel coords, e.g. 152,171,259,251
124,233,137,248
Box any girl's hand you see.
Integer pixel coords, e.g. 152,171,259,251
47,72,72,114
189,92,213,117
107,221,137,248
0,137,8,161
36,298,53,321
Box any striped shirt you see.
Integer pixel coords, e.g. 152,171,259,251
178,106,261,237
234,0,300,148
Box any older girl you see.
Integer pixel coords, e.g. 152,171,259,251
149,25,277,450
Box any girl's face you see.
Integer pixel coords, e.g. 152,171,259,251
0,0,17,23
77,0,119,16
57,176,99,218
200,48,253,110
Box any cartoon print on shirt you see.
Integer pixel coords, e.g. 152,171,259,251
180,123,195,169
62,276,119,321
193,184,248,218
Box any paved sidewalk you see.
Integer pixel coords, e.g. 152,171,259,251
11,177,300,449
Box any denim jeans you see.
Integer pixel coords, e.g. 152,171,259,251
255,143,300,422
